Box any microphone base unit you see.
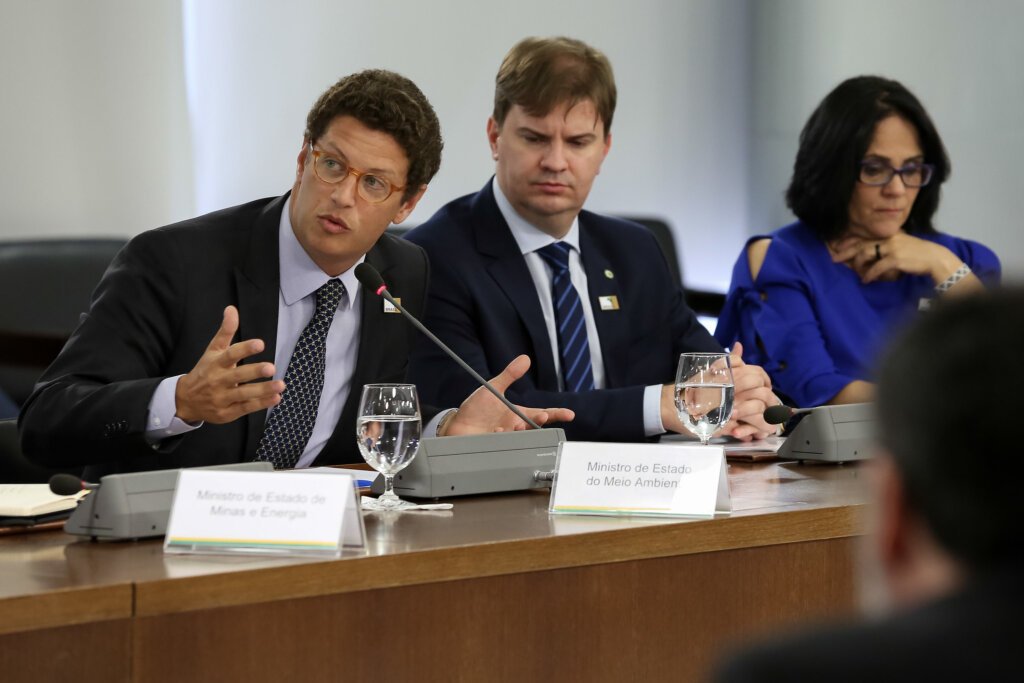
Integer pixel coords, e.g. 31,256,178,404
371,429,565,499
65,462,273,540
777,403,874,463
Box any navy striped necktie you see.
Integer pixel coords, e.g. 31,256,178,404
255,278,345,469
536,242,595,392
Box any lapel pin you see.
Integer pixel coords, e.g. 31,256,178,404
598,295,620,311
604,269,614,279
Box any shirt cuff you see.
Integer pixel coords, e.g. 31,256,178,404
643,384,667,437
145,375,203,444
425,409,456,437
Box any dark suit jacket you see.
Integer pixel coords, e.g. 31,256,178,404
713,564,1024,682
406,180,718,442
19,194,429,478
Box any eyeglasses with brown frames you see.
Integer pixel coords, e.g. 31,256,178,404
308,143,406,203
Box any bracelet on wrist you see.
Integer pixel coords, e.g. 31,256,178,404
935,263,971,294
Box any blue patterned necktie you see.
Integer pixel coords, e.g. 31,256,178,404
255,278,345,469
536,242,595,392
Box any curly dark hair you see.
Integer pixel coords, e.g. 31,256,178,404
785,75,950,242
305,70,443,202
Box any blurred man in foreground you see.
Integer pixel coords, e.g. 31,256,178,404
715,286,1023,681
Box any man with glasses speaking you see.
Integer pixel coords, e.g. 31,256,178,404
20,70,572,479
406,36,779,443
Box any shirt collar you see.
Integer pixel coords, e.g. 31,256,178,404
278,196,363,307
492,177,581,256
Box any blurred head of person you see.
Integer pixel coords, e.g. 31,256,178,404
786,76,950,244
487,36,616,237
864,285,1024,611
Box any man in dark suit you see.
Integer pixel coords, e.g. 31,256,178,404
407,37,777,442
714,288,1024,682
20,70,571,479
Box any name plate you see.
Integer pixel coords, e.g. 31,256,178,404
165,470,362,557
549,442,731,518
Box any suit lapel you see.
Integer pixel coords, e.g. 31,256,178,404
473,183,559,389
579,220,627,388
235,195,285,458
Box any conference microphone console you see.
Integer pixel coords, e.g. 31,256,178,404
775,402,874,463
63,462,273,540
371,428,564,499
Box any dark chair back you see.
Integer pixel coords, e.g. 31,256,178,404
618,216,725,318
0,238,127,406
0,417,80,483
386,224,412,239
618,216,683,288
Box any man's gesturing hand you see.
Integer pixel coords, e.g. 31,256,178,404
174,306,284,424
443,355,575,435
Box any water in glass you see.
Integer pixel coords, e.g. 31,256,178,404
675,352,735,445
356,415,421,475
356,384,421,510
675,383,735,444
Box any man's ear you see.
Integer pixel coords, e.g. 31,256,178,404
874,455,913,574
486,117,501,159
295,139,310,184
870,452,964,608
391,185,428,225
596,131,612,174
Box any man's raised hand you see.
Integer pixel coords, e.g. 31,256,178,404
174,306,284,424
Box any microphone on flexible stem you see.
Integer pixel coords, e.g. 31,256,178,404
762,404,815,426
354,263,542,430
763,405,815,438
49,473,100,496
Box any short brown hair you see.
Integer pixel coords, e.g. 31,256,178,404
493,36,616,134
305,69,443,202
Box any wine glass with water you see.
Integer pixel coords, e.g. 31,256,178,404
674,352,735,445
356,384,421,510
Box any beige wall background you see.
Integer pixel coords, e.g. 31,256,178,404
1,0,1020,291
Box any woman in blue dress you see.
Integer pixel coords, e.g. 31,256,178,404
716,76,1000,407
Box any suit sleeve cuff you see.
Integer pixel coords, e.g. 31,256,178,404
145,375,203,444
643,384,667,437
425,409,455,437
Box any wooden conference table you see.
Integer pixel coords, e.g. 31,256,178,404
0,460,866,683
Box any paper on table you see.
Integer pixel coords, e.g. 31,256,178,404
0,484,89,517
723,436,785,454
289,467,379,488
359,498,453,511
663,432,784,452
